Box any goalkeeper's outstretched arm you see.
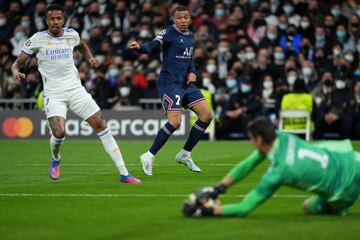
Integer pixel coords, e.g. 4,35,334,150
219,150,266,189
216,169,283,217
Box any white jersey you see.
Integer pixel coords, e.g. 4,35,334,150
22,28,81,95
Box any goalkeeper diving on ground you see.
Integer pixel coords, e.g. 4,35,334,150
183,117,360,217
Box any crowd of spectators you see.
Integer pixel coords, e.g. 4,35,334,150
1,0,360,139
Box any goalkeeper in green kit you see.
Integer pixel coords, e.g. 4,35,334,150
183,117,360,217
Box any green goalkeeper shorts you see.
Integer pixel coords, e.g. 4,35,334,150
304,195,355,216
304,159,360,216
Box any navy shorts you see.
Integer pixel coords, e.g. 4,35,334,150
158,84,205,113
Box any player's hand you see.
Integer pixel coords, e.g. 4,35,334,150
182,202,215,218
193,184,227,203
13,71,26,82
187,72,196,85
88,57,100,68
129,41,140,50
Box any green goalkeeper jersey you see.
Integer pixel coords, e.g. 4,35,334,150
222,131,360,217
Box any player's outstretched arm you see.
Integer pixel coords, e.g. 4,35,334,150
225,150,266,184
220,171,283,217
129,39,161,54
78,40,99,68
11,52,30,81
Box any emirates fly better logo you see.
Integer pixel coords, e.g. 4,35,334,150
2,117,34,138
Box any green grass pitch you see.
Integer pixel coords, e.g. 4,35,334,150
0,140,359,240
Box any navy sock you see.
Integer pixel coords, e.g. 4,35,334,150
183,120,210,152
149,122,177,155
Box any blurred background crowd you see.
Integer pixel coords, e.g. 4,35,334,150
1,0,360,139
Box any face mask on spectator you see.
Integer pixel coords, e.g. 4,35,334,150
120,86,130,97
200,32,209,40
241,84,252,93
344,54,354,63
315,34,325,42
74,58,81,66
215,8,225,18
323,79,334,87
101,18,111,27
109,68,120,77
336,31,346,40
37,11,46,17
21,20,30,28
331,8,341,17
283,5,294,14
267,33,277,41
218,46,228,53
302,67,312,77
226,79,237,89
287,75,296,85
96,55,105,64
263,80,273,89
237,52,247,63
139,30,150,38
300,21,310,29
274,52,285,61
206,64,216,73
279,23,288,30
15,32,25,41
0,18,6,26
335,80,346,89
357,44,360,52
333,48,341,57
112,36,121,44
81,0,91,5
71,23,80,29
351,22,359,28
354,69,360,76
246,52,256,61
202,77,211,87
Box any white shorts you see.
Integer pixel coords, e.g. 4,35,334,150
43,87,100,120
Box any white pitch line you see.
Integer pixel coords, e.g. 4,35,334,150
0,193,309,198
13,163,236,166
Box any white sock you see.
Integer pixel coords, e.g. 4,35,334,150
98,127,129,176
146,151,155,158
50,136,65,161
180,149,191,156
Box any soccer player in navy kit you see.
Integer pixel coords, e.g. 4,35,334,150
129,6,212,176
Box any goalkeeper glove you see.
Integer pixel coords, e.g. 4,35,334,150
182,202,214,217
194,183,227,203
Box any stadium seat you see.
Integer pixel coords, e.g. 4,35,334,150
278,110,311,141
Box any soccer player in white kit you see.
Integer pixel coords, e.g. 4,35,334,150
11,4,141,184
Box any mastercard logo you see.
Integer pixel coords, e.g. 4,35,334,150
2,117,33,138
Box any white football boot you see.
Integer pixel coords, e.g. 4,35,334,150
175,151,201,172
140,152,154,176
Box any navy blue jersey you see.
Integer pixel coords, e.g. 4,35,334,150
139,24,196,86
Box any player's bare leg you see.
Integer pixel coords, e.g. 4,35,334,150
176,101,212,172
86,111,141,184
48,116,66,180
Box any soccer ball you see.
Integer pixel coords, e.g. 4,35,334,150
188,193,220,208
